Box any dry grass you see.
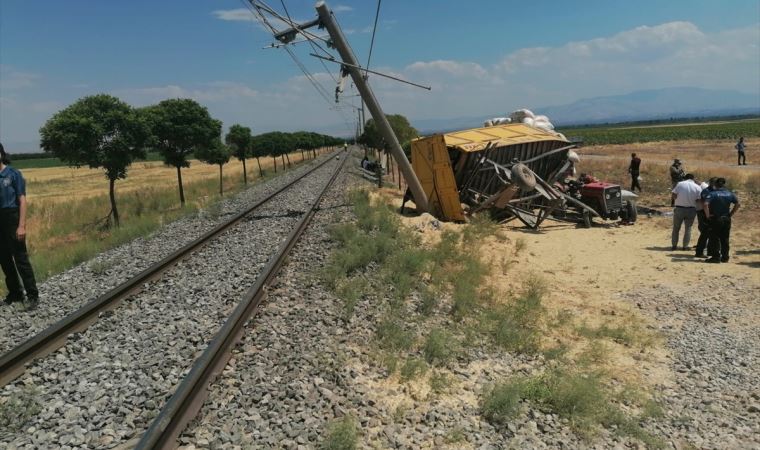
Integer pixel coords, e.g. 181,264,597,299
578,141,760,209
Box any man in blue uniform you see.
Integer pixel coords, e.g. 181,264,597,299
703,177,740,263
694,177,715,258
0,143,39,310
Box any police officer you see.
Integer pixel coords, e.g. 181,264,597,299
694,177,716,258
703,177,740,263
0,143,39,310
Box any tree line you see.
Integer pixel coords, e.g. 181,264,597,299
39,94,344,227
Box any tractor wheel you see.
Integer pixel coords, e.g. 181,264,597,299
582,210,592,228
511,163,537,191
625,200,637,223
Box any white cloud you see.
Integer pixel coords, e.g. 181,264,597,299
0,65,41,90
333,5,353,13
212,8,255,22
116,82,259,105
212,8,310,33
495,21,759,100
366,21,760,119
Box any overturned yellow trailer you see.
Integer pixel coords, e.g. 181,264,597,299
410,123,576,225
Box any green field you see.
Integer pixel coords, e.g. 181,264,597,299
12,151,164,169
558,118,760,145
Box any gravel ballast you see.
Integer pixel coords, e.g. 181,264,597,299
0,156,341,448
0,155,334,355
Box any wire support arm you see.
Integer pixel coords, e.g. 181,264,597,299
309,53,432,90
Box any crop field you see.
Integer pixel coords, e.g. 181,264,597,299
576,140,759,209
11,151,165,170
558,118,760,145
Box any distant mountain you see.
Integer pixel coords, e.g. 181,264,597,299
540,87,760,126
412,87,760,134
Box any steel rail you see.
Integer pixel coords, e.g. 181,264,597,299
136,152,348,450
0,153,337,388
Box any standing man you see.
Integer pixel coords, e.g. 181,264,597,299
628,153,642,192
704,178,740,263
694,177,716,258
670,159,685,187
735,137,746,166
0,143,39,310
670,174,702,251
669,159,686,207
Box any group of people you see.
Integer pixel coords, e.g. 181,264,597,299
0,142,38,310
360,156,380,172
629,137,749,194
671,172,740,263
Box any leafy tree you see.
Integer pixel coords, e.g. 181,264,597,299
195,139,231,196
39,94,148,227
360,114,418,151
145,99,221,206
250,138,266,178
225,124,252,184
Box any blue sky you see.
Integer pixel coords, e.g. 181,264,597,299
1,0,759,150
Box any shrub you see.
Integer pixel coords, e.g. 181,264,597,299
429,371,454,395
423,329,458,366
481,381,523,424
376,318,415,352
400,358,428,382
320,416,358,450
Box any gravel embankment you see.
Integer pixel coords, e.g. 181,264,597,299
181,169,759,449
0,155,333,355
623,274,760,449
180,166,591,449
0,156,340,448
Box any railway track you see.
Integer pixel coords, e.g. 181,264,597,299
0,152,347,448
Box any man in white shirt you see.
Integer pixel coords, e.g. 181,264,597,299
671,174,702,251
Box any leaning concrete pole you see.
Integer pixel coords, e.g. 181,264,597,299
315,1,429,212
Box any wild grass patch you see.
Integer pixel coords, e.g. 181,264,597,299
481,367,664,446
0,386,42,431
320,415,358,450
399,358,428,382
375,318,415,352
480,276,547,353
422,329,458,366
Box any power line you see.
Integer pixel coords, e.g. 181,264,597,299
366,0,382,74
240,0,358,136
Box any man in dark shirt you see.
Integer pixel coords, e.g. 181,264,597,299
694,177,715,258
628,153,642,192
703,178,740,263
0,143,39,309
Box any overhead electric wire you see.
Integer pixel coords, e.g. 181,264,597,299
277,0,339,85
365,0,382,75
241,0,357,136
245,0,335,107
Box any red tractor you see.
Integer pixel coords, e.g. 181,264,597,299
556,177,638,227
